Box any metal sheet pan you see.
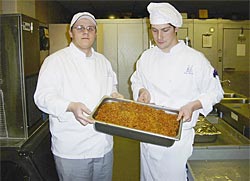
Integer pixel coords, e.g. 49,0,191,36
194,134,218,143
194,117,221,143
90,96,183,147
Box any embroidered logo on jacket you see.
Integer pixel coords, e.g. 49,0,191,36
184,65,193,75
213,69,218,78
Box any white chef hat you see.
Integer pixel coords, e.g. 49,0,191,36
147,2,183,27
70,12,97,29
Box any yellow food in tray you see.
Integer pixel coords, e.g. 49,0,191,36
94,101,179,137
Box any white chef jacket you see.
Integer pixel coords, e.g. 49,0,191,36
130,40,224,181
131,40,223,129
34,42,118,159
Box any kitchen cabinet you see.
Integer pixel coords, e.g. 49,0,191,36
219,20,250,97
49,19,250,98
96,19,148,99
178,19,249,97
177,19,194,47
193,19,220,73
49,19,148,99
49,24,71,54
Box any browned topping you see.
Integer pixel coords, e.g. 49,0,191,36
95,102,179,137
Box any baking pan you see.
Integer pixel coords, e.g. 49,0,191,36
194,117,221,143
90,96,183,147
195,134,218,143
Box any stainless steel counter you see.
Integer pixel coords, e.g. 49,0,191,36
188,116,250,180
216,103,250,140
188,160,249,181
194,116,249,147
191,116,249,160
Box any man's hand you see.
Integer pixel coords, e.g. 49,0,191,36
111,92,124,99
67,102,94,126
137,88,151,103
177,100,202,122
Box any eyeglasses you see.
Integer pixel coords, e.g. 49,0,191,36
73,25,96,32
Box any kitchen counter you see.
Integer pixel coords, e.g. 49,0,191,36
187,116,250,180
218,103,250,123
213,88,250,138
215,102,250,139
191,117,249,160
187,159,249,181
194,116,249,147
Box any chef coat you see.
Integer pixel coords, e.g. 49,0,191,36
130,40,224,180
34,42,118,159
131,40,223,129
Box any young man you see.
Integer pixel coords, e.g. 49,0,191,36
34,12,123,181
130,3,224,181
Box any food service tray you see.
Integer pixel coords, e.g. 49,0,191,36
194,117,221,143
90,96,183,147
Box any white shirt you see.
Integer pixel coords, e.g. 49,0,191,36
131,40,224,129
34,43,118,159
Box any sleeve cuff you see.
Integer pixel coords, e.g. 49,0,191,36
198,96,213,116
56,100,74,122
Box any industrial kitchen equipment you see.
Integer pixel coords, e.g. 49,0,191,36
0,14,58,180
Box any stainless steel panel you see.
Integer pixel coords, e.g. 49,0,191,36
194,118,250,147
21,15,40,76
0,14,42,140
90,96,183,147
216,103,250,139
188,160,250,181
220,97,249,104
0,90,8,137
1,14,26,138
